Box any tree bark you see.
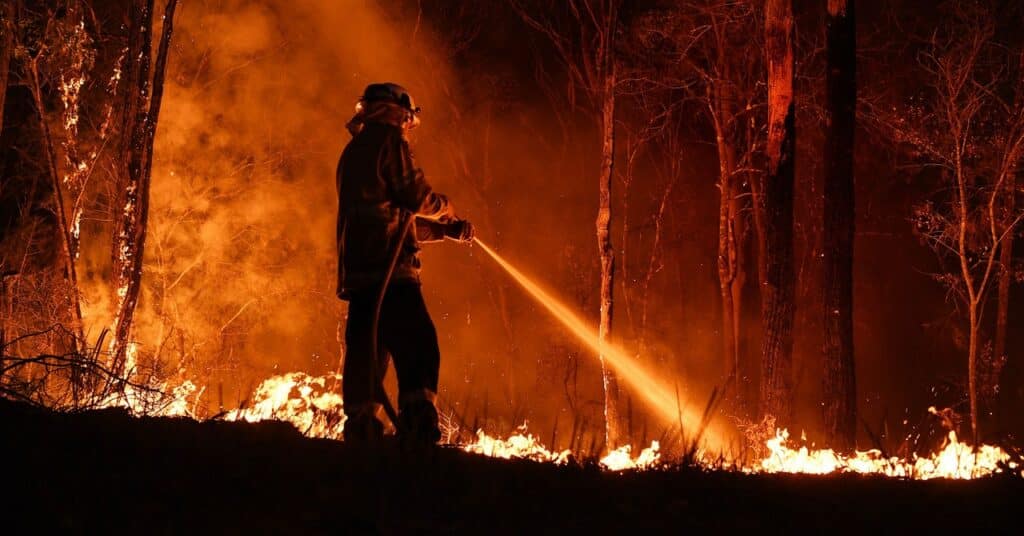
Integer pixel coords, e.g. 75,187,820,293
822,0,857,449
111,0,178,375
711,75,742,376
597,14,621,450
760,0,797,426
0,0,12,137
0,6,11,362
994,170,1015,389
27,61,85,351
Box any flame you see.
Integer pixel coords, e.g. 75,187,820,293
461,425,662,470
88,370,1018,479
94,373,198,417
462,425,572,464
473,238,726,452
223,372,345,439
756,428,1020,479
600,442,662,471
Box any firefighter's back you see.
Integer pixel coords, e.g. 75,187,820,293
336,122,404,295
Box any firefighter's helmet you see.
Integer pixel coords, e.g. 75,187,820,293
360,83,421,115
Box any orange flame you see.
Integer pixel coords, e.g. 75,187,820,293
96,371,1018,478
756,428,1020,479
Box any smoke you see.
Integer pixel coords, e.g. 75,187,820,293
89,0,724,444
120,0,461,399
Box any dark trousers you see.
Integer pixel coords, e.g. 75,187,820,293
342,283,441,415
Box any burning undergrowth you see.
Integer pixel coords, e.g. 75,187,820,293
6,341,1013,479
1,325,1020,479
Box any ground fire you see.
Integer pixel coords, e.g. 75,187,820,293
2,0,1024,531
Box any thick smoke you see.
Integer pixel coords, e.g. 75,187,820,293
132,0,463,404
89,0,725,443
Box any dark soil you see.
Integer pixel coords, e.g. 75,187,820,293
1,398,1019,534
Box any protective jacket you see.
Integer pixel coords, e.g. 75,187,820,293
336,121,454,299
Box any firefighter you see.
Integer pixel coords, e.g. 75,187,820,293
336,83,473,444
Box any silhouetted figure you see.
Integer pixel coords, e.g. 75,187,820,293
336,83,473,444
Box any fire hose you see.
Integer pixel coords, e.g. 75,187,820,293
368,209,415,429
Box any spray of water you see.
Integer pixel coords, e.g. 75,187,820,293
473,237,728,452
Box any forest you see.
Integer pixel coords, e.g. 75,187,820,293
2,0,1024,488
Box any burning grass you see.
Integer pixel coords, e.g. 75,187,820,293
2,330,1019,479
5,394,1021,533
83,369,1024,479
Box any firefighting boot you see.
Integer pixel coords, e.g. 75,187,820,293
343,402,385,443
398,389,441,445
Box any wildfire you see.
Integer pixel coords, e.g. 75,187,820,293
462,426,572,464
223,372,346,439
756,428,1020,479
600,442,662,471
89,370,1018,479
460,425,662,470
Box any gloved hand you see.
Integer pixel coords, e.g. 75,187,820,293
445,219,475,243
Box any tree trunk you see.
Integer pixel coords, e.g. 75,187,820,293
0,0,12,137
111,0,178,375
0,1,12,354
712,77,745,389
760,0,797,426
822,0,857,449
0,274,8,353
994,170,1015,389
716,135,737,383
597,13,621,450
968,303,979,441
715,117,745,400
27,62,85,351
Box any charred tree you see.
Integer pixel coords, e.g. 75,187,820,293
110,0,178,375
760,0,796,426
822,0,857,449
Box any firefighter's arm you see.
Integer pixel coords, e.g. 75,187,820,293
382,131,455,220
415,217,475,244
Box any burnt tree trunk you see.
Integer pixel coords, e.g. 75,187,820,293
597,10,621,450
111,0,178,375
760,0,797,426
822,0,857,449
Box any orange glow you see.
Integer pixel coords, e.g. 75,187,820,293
473,238,728,453
461,424,662,471
93,371,1019,478
756,427,1020,479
